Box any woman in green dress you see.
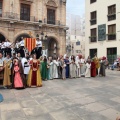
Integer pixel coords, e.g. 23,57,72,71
39,56,43,75
41,56,47,80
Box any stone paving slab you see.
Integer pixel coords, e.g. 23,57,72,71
0,70,120,120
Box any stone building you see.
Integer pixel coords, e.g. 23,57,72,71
0,0,67,56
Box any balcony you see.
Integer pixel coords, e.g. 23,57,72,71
20,15,35,22
89,36,97,42
0,12,35,22
90,19,96,25
107,34,116,40
1,12,19,19
107,13,116,21
43,18,64,26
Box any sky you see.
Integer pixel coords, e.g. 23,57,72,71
66,0,85,17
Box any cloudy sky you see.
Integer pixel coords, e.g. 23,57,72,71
66,0,85,17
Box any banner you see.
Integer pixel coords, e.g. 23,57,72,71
24,38,36,52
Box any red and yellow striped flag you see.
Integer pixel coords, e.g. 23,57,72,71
24,38,36,52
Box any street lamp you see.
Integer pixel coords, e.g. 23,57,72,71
36,32,48,41
41,32,48,41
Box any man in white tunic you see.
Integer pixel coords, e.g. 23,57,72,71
36,38,42,59
4,39,11,57
21,53,30,85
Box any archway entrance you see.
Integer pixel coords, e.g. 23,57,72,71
0,33,5,42
15,34,31,42
42,37,59,57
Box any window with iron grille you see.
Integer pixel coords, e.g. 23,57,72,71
0,1,2,17
90,11,97,25
20,4,30,21
90,0,96,4
108,24,116,40
90,28,97,42
108,4,116,21
47,9,55,25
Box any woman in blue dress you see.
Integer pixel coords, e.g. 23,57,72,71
64,56,70,78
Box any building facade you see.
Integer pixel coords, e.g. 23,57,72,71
66,13,85,56
0,0,67,56
85,0,120,63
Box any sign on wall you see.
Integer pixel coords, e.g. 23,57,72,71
98,24,106,41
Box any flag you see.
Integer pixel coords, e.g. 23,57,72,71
24,38,36,52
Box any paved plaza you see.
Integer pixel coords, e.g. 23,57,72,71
0,70,120,120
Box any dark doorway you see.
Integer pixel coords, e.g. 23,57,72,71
107,47,117,64
15,34,30,42
0,33,5,42
48,38,58,57
89,48,97,59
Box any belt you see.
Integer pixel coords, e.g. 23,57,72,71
24,66,29,67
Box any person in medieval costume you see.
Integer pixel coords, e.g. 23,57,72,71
91,59,96,77
52,57,59,79
64,56,70,78
13,59,26,89
0,52,5,85
49,57,54,80
80,55,86,76
57,56,62,79
69,55,76,78
3,53,12,87
76,56,81,78
41,56,47,80
27,54,42,87
99,56,106,77
21,53,30,86
85,59,91,78
93,53,100,75
46,57,50,80
61,57,66,80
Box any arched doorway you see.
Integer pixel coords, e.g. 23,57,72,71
0,33,5,42
47,37,59,57
15,34,31,42
42,37,59,57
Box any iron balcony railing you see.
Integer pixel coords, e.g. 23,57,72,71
0,12,35,22
43,18,65,26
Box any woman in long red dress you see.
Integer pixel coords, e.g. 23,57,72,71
91,59,96,77
27,54,42,87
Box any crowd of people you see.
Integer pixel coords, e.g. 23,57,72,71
0,46,108,89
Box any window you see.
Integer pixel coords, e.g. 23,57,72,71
76,41,80,45
107,47,117,64
0,1,2,17
108,24,116,40
108,4,116,21
90,28,97,42
47,9,55,24
90,11,97,25
90,49,97,58
90,0,96,4
20,4,30,21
